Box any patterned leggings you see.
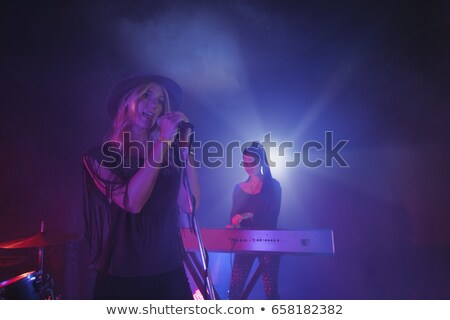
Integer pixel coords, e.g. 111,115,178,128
228,254,281,299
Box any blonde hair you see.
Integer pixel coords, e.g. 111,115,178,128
106,82,172,147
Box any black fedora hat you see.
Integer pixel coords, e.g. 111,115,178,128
106,74,183,119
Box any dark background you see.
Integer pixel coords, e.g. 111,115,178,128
1,0,449,299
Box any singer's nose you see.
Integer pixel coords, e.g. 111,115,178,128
147,99,156,109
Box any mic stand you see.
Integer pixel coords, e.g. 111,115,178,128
178,137,216,300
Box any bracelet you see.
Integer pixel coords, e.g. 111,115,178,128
157,137,172,147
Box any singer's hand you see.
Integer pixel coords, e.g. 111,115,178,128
157,112,189,141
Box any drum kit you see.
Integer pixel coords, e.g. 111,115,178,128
0,221,77,300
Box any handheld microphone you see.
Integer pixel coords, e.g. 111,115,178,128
156,116,194,148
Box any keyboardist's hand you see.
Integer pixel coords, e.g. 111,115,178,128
225,223,240,229
230,212,254,226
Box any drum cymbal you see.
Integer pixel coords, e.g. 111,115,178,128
0,232,78,249
0,255,29,267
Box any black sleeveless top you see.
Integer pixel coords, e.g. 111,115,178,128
82,145,185,277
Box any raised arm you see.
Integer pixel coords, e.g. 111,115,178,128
83,112,185,214
83,140,169,214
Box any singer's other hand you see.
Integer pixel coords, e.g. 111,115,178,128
157,112,188,141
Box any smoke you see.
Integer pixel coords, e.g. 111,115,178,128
115,8,248,97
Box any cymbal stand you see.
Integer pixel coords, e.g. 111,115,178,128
37,221,55,299
38,221,44,273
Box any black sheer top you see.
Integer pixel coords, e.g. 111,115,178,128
82,145,185,277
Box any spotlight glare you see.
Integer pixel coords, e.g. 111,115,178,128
265,146,290,182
